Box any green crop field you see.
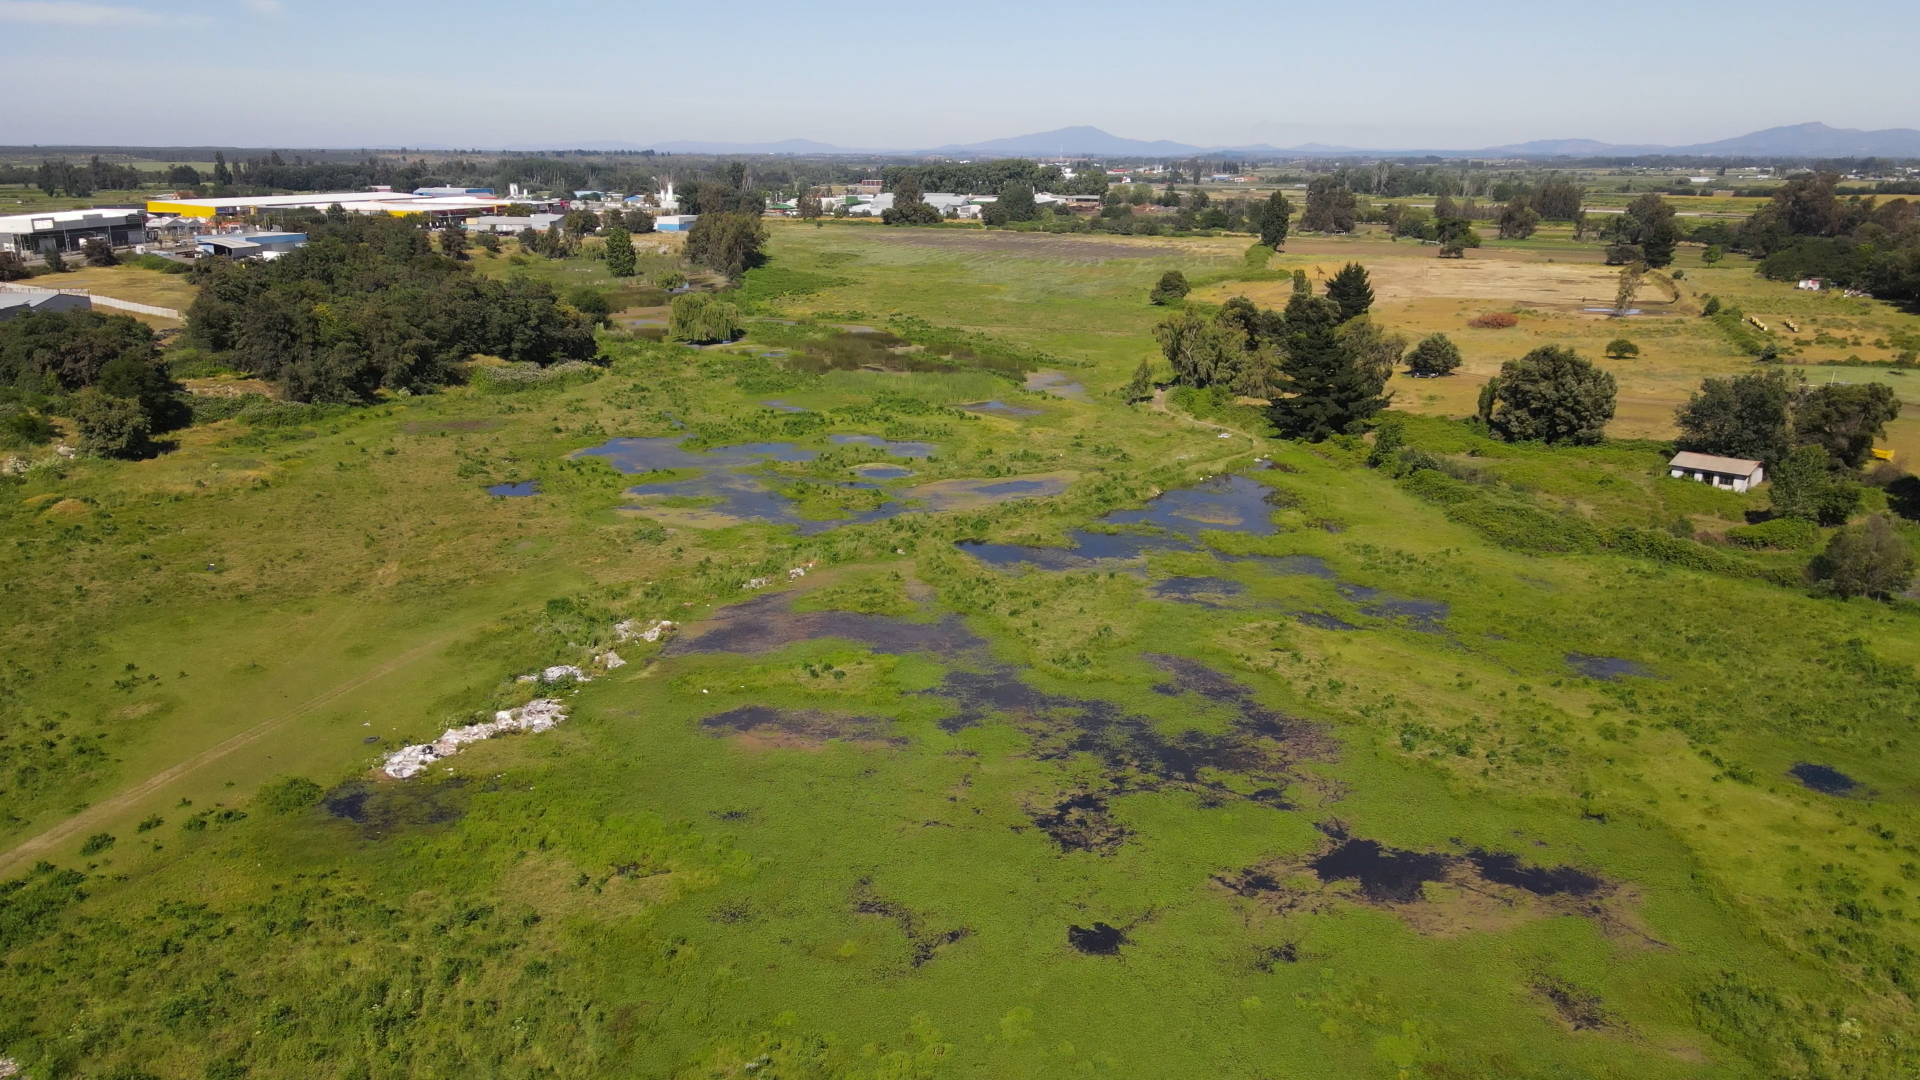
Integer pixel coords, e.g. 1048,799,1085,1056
4,218,1920,1080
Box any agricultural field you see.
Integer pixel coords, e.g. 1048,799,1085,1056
4,219,1920,1080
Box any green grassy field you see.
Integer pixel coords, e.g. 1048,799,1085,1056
3,221,1920,1079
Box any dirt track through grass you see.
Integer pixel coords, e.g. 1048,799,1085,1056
0,634,449,874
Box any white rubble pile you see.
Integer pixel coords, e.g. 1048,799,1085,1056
382,698,567,779
598,650,626,669
517,664,590,684
615,618,676,643
788,566,806,580
743,577,771,590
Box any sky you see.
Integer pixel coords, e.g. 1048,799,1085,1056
3,0,1917,151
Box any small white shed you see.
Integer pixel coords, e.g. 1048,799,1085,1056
1668,451,1765,492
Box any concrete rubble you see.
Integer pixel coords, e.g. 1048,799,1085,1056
382,698,568,779
516,664,590,684
615,618,676,643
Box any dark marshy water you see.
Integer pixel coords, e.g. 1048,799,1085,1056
486,480,540,497
955,474,1280,569
1789,762,1858,796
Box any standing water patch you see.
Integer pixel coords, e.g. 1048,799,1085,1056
487,480,540,497
1789,763,1858,796
956,474,1279,568
1565,653,1656,681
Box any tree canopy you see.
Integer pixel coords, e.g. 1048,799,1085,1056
1257,191,1293,248
1794,383,1901,468
1299,178,1357,233
1405,333,1462,377
1264,294,1389,440
1673,369,1796,465
685,213,769,279
186,214,597,403
1479,346,1615,444
1324,263,1374,322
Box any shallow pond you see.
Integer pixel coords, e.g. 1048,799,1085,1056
577,436,1051,534
959,400,1042,418
486,480,540,497
1789,762,1857,796
955,474,1281,568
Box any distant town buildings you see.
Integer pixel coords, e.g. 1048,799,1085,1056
0,208,148,256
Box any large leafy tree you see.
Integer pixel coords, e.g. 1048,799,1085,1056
882,172,943,226
1617,194,1679,267
1479,345,1615,444
1299,178,1356,233
1794,382,1901,468
1267,294,1387,440
1673,369,1795,465
1257,191,1293,248
1324,262,1374,321
685,213,769,279
1770,445,1862,525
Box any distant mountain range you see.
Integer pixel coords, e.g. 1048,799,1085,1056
616,122,1920,160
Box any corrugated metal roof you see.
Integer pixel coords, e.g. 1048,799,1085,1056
1669,451,1762,475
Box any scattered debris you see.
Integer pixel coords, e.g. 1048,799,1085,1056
382,699,567,779
598,651,626,670
517,664,589,684
743,577,771,590
615,618,677,643
0,1056,19,1079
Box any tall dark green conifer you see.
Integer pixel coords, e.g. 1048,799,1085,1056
1266,294,1387,441
1324,262,1374,321
1258,191,1292,249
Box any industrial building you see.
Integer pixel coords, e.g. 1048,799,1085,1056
146,190,559,221
654,215,698,232
196,232,307,259
0,286,92,321
0,208,148,256
464,214,565,234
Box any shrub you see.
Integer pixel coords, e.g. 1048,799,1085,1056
1806,514,1915,599
0,251,28,281
1,409,57,447
1444,499,1600,552
656,271,686,290
1701,296,1721,316
669,294,742,344
1605,338,1641,359
472,360,602,394
1405,333,1462,376
78,832,116,856
1724,517,1821,550
256,776,324,815
1148,270,1190,306
69,387,150,458
1467,312,1518,329
81,239,117,267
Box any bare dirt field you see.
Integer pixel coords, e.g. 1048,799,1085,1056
1212,256,1641,312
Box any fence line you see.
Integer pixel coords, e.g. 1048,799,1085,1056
0,281,183,319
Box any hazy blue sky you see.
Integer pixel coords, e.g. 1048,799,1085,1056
3,0,1915,149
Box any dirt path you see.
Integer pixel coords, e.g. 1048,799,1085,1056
0,635,448,873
